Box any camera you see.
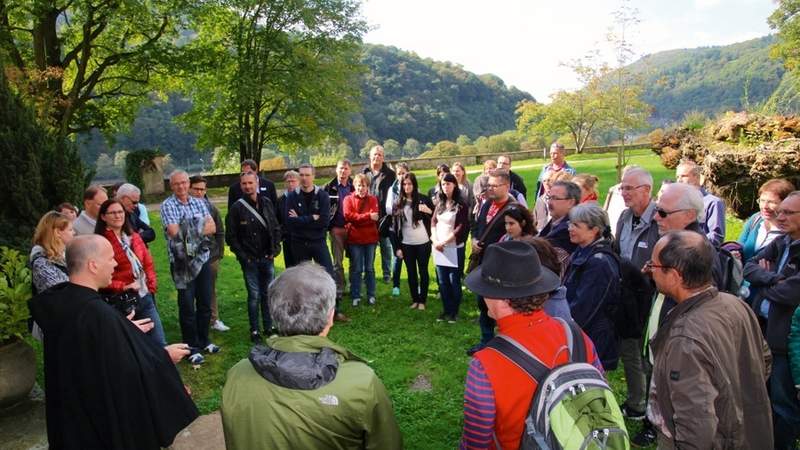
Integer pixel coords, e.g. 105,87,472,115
102,290,140,316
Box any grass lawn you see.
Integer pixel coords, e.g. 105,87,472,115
32,149,747,449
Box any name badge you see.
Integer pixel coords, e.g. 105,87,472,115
637,241,648,249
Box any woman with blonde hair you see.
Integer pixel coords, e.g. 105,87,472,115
30,211,74,293
573,173,600,204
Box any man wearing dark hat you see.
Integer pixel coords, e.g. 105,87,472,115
460,241,603,450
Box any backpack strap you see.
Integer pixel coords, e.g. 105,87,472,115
556,318,587,363
236,198,268,230
485,335,550,383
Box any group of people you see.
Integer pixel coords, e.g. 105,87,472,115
25,141,800,449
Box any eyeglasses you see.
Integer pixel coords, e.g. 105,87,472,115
776,209,800,216
545,194,570,201
655,207,690,218
643,260,671,273
618,184,647,192
757,197,779,207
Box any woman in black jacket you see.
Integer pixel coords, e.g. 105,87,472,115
392,173,434,310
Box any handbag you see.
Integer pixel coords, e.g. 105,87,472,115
101,290,140,316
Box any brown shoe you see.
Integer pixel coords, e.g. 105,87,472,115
334,312,351,322
417,303,426,311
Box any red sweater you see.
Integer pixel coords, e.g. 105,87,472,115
101,229,157,294
464,311,601,450
343,193,379,245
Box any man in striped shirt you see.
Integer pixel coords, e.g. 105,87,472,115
461,240,602,449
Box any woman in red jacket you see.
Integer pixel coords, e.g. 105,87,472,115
344,173,380,307
95,199,166,346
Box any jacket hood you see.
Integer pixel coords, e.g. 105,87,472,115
248,335,364,390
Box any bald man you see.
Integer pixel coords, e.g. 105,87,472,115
29,235,198,449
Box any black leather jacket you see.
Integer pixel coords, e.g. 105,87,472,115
226,195,281,261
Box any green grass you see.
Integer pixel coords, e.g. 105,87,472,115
31,149,745,449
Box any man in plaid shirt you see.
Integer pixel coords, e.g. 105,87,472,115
161,170,220,366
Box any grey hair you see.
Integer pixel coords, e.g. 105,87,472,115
569,203,610,236
169,169,189,181
622,165,653,188
115,183,141,199
337,159,351,167
552,180,581,204
785,191,800,201
664,182,705,221
677,159,702,177
283,170,299,180
550,142,565,151
268,262,336,336
658,231,714,289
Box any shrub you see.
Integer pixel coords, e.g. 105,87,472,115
125,149,164,188
0,247,32,344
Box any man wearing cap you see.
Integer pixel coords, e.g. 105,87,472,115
461,241,603,450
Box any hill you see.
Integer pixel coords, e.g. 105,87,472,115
349,44,534,146
626,35,790,125
78,45,534,166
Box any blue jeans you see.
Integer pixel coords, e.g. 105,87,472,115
379,236,393,281
349,244,376,299
240,257,274,333
135,293,166,347
175,261,212,351
771,354,800,449
435,246,465,317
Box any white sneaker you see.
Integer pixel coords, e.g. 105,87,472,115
352,298,360,307
212,320,230,332
368,297,376,305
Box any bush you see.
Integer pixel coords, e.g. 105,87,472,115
125,149,164,188
0,247,32,344
681,110,708,132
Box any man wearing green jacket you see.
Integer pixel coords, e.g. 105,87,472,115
221,261,402,450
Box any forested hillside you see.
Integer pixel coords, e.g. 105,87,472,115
348,44,533,145
78,44,533,166
628,35,789,125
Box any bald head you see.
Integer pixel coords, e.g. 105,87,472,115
66,235,117,290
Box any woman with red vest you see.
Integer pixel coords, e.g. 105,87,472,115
343,173,380,307
95,199,166,346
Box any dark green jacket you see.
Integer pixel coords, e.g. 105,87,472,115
221,335,402,450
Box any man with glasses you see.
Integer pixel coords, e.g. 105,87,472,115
161,170,220,366
632,181,724,445
744,191,800,449
116,183,155,243
613,166,659,427
496,155,527,200
466,169,518,355
539,180,579,253
647,231,771,449
189,176,230,333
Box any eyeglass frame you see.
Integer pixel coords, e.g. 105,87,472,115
643,259,672,273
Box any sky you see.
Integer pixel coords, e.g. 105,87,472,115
361,0,776,101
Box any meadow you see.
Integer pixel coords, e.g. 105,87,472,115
38,149,747,449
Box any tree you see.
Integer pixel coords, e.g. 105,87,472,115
1,0,190,139
606,0,650,180
180,0,368,163
402,138,422,157
360,138,380,159
456,134,472,146
0,67,87,249
517,61,610,154
769,1,800,72
382,139,401,158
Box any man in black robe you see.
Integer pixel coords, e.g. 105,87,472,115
29,235,199,449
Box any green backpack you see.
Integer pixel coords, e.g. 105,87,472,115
486,318,629,450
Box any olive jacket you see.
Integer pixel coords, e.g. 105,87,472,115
221,335,402,450
649,288,772,449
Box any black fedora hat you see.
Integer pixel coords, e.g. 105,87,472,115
465,240,560,299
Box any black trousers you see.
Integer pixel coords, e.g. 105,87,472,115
401,242,431,304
